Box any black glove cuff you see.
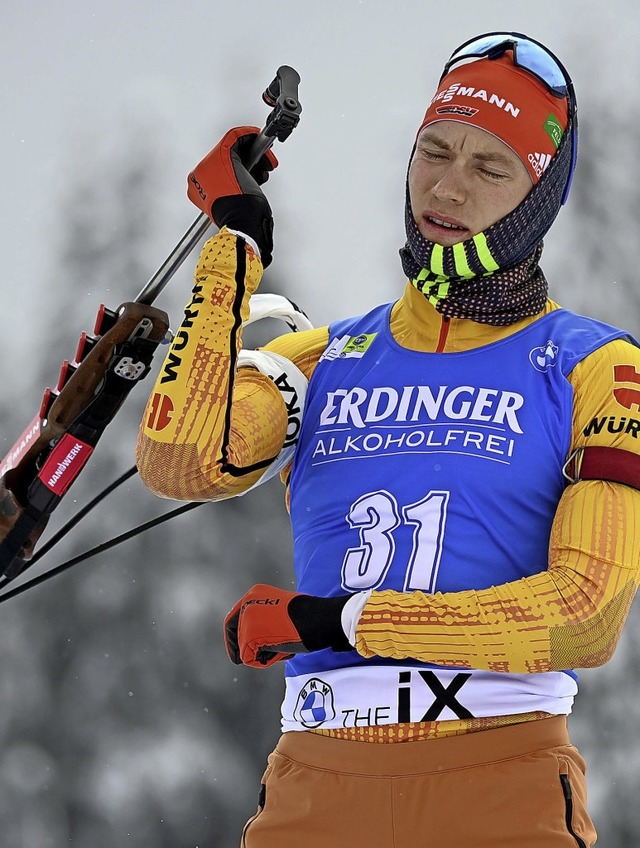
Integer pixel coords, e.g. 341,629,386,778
288,595,353,653
211,195,274,268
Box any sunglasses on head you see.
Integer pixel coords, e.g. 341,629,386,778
442,32,578,204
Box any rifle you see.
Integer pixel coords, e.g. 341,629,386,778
0,66,302,589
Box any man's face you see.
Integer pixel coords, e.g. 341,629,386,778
408,120,533,246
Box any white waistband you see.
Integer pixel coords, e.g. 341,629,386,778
281,665,577,732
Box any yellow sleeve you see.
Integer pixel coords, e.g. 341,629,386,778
354,338,640,673
570,337,640,455
136,229,284,500
136,229,329,502
356,480,640,672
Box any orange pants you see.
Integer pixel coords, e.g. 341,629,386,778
241,716,596,847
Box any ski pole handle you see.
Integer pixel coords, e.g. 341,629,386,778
135,65,301,306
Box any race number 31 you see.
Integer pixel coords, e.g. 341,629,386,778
341,489,449,593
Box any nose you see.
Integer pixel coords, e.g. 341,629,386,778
431,164,466,204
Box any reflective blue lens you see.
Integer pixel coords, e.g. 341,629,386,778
445,33,570,97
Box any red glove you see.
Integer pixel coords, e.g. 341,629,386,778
187,126,278,266
224,583,352,668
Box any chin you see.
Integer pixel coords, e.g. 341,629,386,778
427,233,469,247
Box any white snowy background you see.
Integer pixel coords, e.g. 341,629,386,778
1,1,640,846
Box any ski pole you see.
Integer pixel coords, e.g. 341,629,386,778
135,64,301,306
0,64,302,582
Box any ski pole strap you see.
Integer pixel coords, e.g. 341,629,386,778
563,446,640,490
244,293,312,332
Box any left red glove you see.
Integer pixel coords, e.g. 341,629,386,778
224,583,352,668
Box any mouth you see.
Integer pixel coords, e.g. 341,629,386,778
416,210,471,247
421,214,470,238
428,216,465,230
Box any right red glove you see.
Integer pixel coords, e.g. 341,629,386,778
187,126,278,267
223,583,352,669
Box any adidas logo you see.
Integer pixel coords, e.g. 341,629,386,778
528,151,552,178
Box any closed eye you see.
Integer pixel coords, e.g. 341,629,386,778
417,146,449,162
478,167,509,181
